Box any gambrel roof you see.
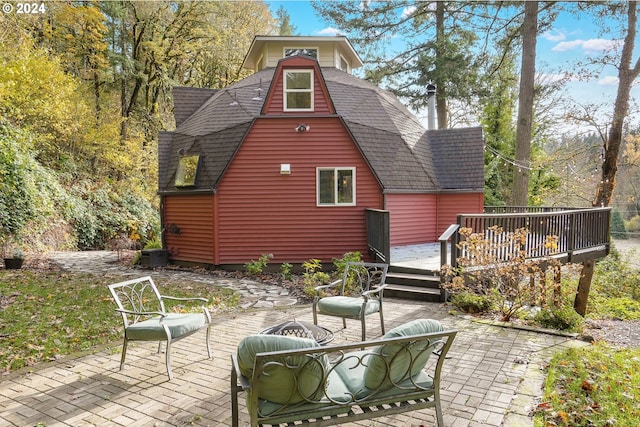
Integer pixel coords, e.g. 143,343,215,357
159,60,484,194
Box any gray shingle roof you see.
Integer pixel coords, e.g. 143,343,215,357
172,87,218,127
159,65,483,194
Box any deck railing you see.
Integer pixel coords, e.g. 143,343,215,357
365,208,390,263
449,207,612,268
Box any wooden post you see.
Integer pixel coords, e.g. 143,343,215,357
574,259,594,316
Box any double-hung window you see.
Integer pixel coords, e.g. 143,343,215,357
284,70,313,111
317,167,355,206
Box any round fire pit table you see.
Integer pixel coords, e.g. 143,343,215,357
259,319,334,346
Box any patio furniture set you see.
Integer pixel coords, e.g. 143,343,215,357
108,262,457,426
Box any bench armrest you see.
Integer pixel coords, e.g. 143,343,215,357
231,354,251,391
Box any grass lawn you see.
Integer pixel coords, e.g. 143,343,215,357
534,342,640,426
0,270,239,373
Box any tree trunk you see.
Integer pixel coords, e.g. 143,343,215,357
593,1,640,207
574,259,594,316
578,2,640,317
512,1,537,206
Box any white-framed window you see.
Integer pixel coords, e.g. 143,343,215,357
284,70,314,111
284,47,318,59
317,167,356,206
338,54,349,72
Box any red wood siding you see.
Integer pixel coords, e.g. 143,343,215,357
436,193,484,236
264,57,334,115
386,194,438,246
163,194,215,264
216,117,382,264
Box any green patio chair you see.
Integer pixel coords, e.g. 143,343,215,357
108,276,212,380
312,262,388,341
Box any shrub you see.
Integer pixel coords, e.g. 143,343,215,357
450,291,494,314
589,296,640,321
610,208,628,239
244,253,273,275
591,250,640,301
144,238,162,250
301,258,332,297
625,215,640,233
332,251,362,276
443,226,562,321
280,263,293,281
534,306,584,332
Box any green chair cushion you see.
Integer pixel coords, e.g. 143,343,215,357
363,319,444,391
316,296,380,318
125,313,206,341
237,335,328,404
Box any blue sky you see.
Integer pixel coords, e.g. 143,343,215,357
266,1,639,134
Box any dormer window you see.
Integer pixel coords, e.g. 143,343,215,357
175,154,200,187
284,70,314,111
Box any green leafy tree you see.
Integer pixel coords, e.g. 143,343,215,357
312,0,486,128
276,5,297,35
0,125,37,253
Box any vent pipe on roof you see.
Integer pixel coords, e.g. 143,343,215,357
426,83,437,130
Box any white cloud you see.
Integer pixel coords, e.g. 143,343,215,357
538,73,567,84
598,76,619,86
316,27,344,36
552,38,622,54
402,6,417,18
542,30,566,42
552,39,586,52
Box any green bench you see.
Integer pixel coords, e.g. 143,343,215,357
231,319,456,426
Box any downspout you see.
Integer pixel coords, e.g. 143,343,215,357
213,188,220,265
160,195,166,250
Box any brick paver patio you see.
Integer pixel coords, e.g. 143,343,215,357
0,298,586,426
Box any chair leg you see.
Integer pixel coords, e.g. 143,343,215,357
312,302,318,325
119,338,128,371
361,317,366,341
205,324,212,359
165,339,173,381
379,307,385,335
342,317,347,330
231,366,240,427
434,388,444,427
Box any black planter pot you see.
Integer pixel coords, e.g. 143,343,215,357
3,258,24,269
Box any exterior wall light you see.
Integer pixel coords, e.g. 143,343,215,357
280,164,291,174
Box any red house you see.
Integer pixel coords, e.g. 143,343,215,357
158,36,484,268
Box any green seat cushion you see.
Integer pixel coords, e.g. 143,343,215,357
237,335,328,404
363,319,444,391
317,296,380,318
125,313,206,341
256,369,353,423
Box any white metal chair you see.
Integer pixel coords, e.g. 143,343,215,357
312,262,388,341
108,276,212,380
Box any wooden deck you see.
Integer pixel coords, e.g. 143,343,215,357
390,242,443,271
376,207,612,302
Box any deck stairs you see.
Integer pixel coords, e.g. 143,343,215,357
384,265,443,302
